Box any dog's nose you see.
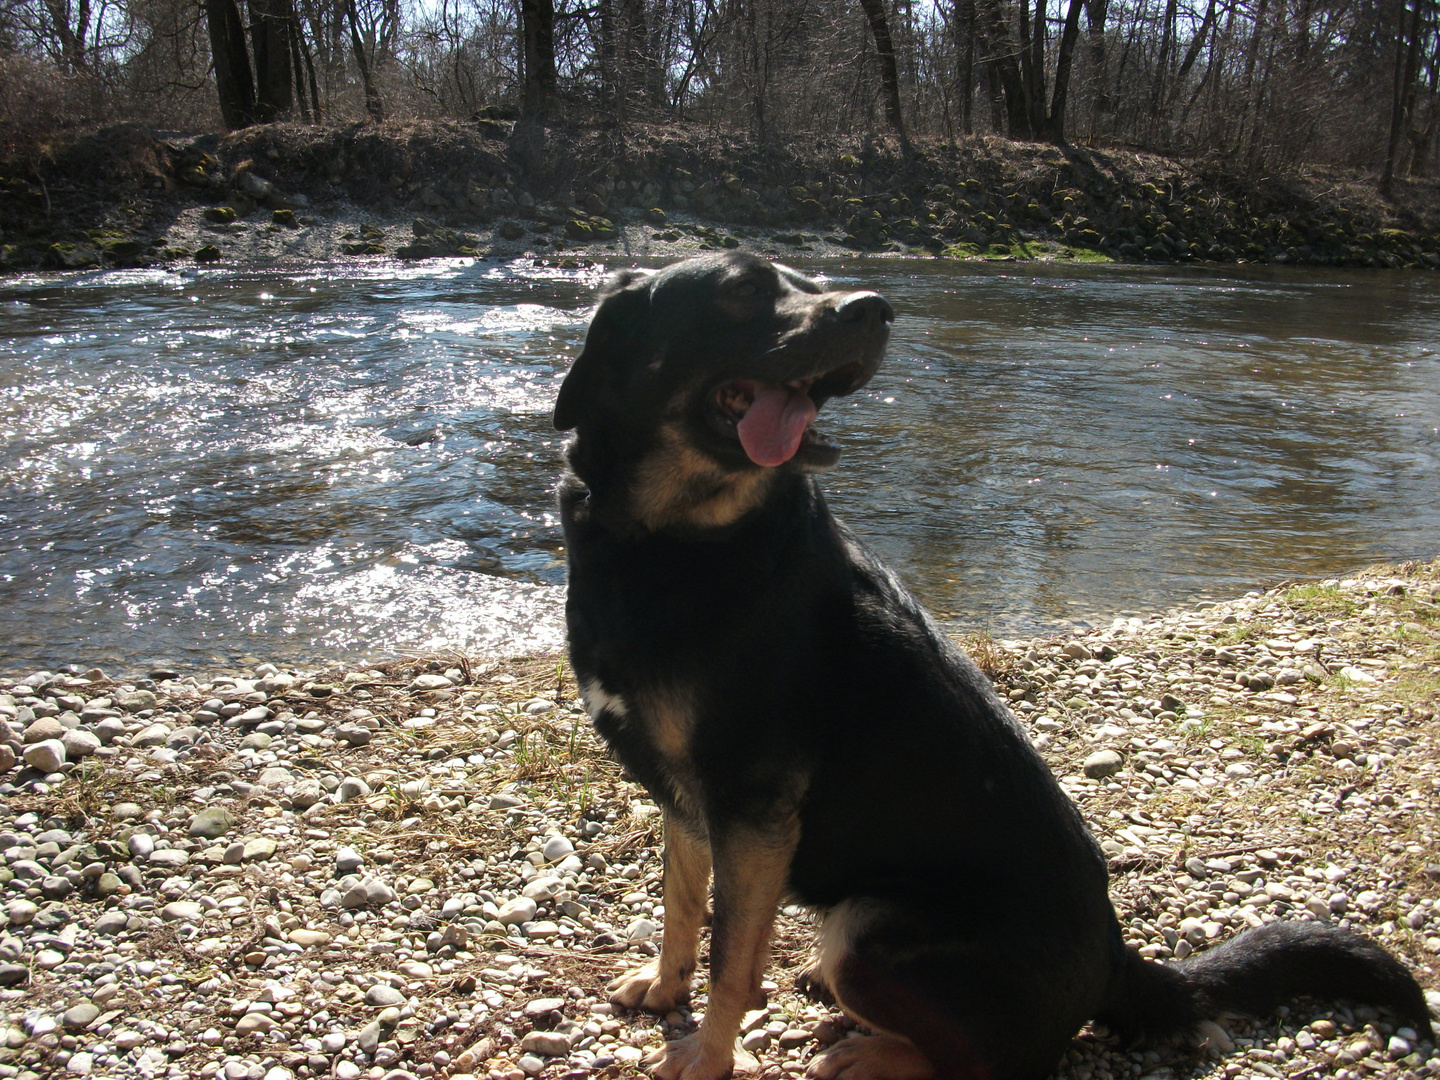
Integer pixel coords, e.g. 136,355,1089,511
836,292,895,325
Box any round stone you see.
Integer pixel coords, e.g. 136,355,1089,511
235,1013,276,1035
336,776,372,802
542,835,575,862
520,1031,572,1056
63,1003,100,1032
189,807,236,838
23,716,65,743
93,911,129,935
161,901,204,922
1082,749,1124,779
22,739,66,774
365,983,406,1007
6,900,38,926
626,917,657,941
497,897,538,925
241,836,277,861
60,729,101,759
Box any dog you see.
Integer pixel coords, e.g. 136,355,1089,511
552,253,1432,1080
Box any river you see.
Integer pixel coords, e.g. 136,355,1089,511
2,257,1437,677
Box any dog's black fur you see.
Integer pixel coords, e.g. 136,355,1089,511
554,253,1432,1080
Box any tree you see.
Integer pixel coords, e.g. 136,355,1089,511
520,0,557,116
200,0,312,128
1383,0,1426,189
344,0,383,120
858,0,910,145
973,0,1086,142
205,0,256,127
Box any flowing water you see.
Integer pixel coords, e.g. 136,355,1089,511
2,258,1437,677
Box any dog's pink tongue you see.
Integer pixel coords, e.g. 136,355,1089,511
736,383,817,467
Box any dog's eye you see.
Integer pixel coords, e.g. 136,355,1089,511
729,278,764,298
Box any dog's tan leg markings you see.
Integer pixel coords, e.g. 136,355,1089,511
805,1034,935,1080
648,821,798,1080
609,814,710,1013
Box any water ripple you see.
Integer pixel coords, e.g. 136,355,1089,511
1,259,1437,674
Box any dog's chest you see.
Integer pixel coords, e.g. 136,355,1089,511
578,675,702,814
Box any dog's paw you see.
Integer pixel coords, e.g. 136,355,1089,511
644,1032,759,1080
608,960,690,1013
1193,1019,1235,1055
793,960,834,1005
805,1034,933,1080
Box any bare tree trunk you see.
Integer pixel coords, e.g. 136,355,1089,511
858,0,911,146
346,0,384,121
205,0,257,129
289,26,311,122
1383,0,1424,190
1085,0,1110,121
250,0,295,121
1152,0,1177,122
975,0,1036,137
520,0,558,118
298,18,323,120
956,0,976,134
41,0,91,71
598,0,620,113
1045,0,1087,143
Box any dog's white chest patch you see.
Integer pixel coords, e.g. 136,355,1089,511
580,678,630,720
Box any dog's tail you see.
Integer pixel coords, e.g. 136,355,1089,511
1096,921,1434,1042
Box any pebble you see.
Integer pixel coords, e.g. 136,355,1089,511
22,739,66,773
366,983,407,1007
190,806,237,837
497,897,538,925
6,899,38,926
241,836,277,861
1082,749,1124,778
626,917,657,941
23,716,65,742
161,900,204,922
337,776,372,801
63,1003,100,1032
235,1013,275,1035
542,835,575,861
61,729,101,758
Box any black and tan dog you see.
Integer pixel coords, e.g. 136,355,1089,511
552,253,1432,1080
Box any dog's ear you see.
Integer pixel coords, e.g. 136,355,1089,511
554,269,653,432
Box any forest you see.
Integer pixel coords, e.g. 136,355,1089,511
2,0,1437,184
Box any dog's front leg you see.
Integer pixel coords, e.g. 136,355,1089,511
647,819,798,1080
610,812,711,1013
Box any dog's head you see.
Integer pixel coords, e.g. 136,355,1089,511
555,253,893,531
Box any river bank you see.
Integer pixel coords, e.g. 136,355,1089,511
3,120,1440,273
0,558,1437,1080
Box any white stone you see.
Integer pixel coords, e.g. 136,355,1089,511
496,897,538,925
22,739,65,773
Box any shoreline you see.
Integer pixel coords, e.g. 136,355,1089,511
4,121,1439,274
0,558,1438,1080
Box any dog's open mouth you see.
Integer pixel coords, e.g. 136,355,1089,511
712,359,870,468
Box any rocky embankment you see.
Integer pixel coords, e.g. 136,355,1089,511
1,560,1438,1080
2,121,1439,272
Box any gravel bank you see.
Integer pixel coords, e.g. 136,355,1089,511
145,200,874,269
2,559,1438,1080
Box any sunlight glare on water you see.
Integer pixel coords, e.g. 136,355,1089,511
1,256,1438,676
